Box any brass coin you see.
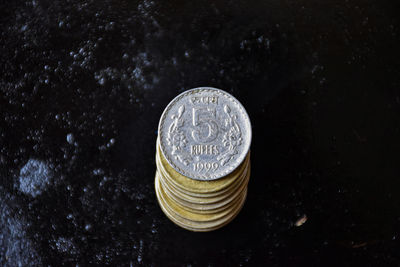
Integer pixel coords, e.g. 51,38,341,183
157,170,249,214
158,165,250,211
155,179,244,231
157,155,250,204
156,138,250,194
155,173,247,231
156,174,245,223
158,195,247,232
156,175,233,222
156,143,249,197
158,168,248,208
156,171,243,215
156,151,249,200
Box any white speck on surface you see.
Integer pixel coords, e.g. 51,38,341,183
18,159,52,197
66,133,74,144
106,138,115,148
84,224,92,231
98,77,105,85
92,168,104,176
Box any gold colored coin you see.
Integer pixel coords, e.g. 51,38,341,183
158,165,250,212
155,173,247,231
156,175,235,222
156,138,249,194
158,169,247,209
157,168,249,214
158,195,247,232
157,155,250,204
156,148,250,200
156,171,243,215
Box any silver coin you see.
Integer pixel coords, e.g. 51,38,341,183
158,87,252,180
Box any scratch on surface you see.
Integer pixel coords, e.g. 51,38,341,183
352,129,367,143
351,242,368,248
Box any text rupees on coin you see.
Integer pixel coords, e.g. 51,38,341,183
159,88,252,180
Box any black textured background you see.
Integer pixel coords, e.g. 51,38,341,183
1,0,400,266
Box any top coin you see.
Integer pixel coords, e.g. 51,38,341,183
158,87,252,180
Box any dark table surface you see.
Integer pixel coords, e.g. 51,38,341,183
1,0,400,266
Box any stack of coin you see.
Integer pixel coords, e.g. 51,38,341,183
155,87,252,232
